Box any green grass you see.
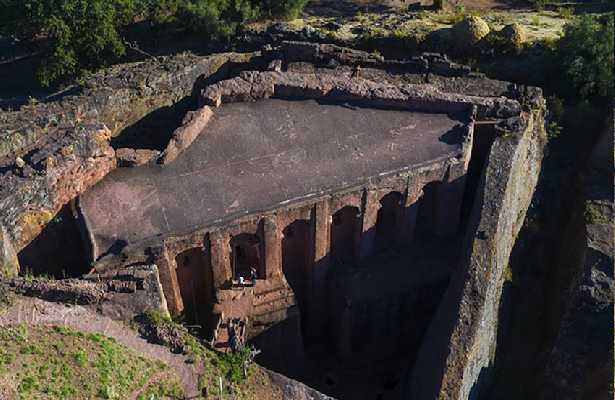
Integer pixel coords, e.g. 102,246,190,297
138,310,262,399
0,324,184,399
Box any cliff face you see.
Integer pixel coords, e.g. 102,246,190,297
538,112,614,400
409,107,547,399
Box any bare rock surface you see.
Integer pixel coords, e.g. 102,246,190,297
116,148,160,167
0,226,18,279
267,370,336,400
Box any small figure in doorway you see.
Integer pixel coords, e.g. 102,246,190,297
250,267,257,287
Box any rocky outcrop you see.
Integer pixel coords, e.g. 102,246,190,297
267,370,335,400
0,52,255,256
0,226,19,279
410,108,547,399
116,148,160,167
538,113,613,400
10,265,167,319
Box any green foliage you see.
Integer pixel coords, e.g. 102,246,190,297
584,203,609,225
260,0,308,19
529,0,547,11
3,0,307,87
556,6,573,20
5,0,142,86
213,345,255,384
556,14,614,101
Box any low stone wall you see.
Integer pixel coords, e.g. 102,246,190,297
201,70,520,119
10,265,167,320
409,108,547,399
158,105,213,164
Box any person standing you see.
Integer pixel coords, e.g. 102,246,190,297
250,267,257,287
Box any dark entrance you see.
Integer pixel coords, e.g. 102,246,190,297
375,191,404,252
230,233,261,281
175,246,214,329
330,206,360,265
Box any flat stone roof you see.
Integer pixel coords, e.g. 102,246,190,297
80,99,469,258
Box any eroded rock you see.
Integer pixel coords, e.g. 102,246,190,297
158,106,214,164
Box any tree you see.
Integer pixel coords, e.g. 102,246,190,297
2,0,143,87
556,13,614,101
2,0,309,87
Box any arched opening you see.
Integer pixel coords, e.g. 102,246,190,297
330,206,361,265
375,191,404,252
175,246,214,330
282,220,311,308
230,233,261,283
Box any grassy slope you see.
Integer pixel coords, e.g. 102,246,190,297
0,324,183,400
139,310,282,400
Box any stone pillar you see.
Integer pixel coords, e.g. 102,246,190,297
0,225,19,279
306,199,331,343
156,248,183,316
263,216,281,279
313,200,331,267
210,230,232,289
359,190,379,260
401,178,423,246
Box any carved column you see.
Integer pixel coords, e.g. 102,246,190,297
263,216,281,279
401,177,423,246
210,229,231,289
359,190,380,260
156,247,183,316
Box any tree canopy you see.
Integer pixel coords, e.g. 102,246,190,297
555,13,614,102
0,0,308,87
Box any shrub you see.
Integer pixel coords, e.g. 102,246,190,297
555,14,614,101
3,0,143,87
450,16,490,48
259,0,308,19
2,0,308,87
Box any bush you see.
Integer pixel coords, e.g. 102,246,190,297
3,0,143,86
450,16,490,49
555,14,614,101
259,0,308,19
2,0,307,87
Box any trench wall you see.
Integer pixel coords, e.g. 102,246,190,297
409,108,547,399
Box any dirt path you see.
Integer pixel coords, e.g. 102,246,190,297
0,297,200,399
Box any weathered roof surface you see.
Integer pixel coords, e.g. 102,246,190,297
79,98,468,258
